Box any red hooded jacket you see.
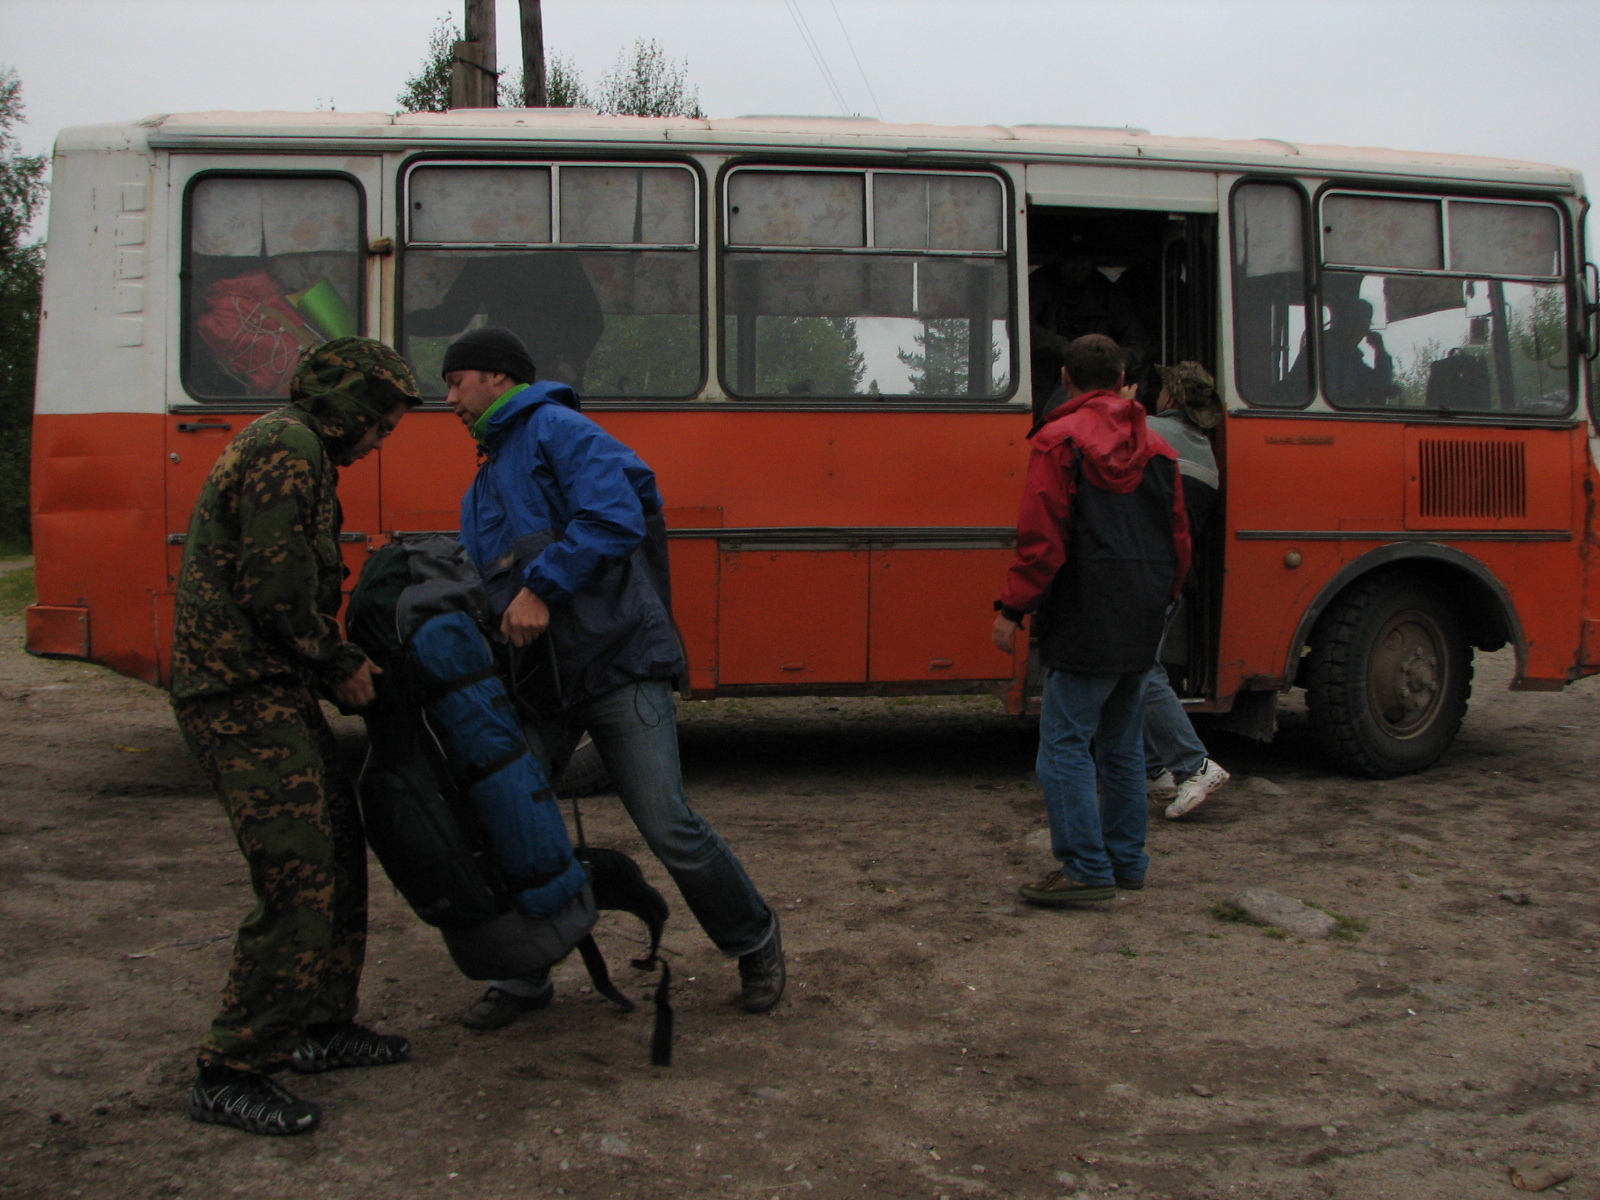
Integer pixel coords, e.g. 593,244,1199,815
1000,389,1192,672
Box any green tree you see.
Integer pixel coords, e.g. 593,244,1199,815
0,67,46,543
595,39,703,118
898,318,1001,397
501,54,592,109
397,16,459,114
727,317,865,396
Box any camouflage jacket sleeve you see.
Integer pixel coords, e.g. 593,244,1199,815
233,423,366,689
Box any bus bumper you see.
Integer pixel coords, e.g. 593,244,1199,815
25,604,90,661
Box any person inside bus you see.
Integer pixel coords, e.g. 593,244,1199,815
439,326,787,1027
406,252,605,388
1142,362,1231,819
1029,252,1151,421
993,333,1190,905
1322,297,1398,405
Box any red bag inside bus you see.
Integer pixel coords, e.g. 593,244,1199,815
196,270,320,396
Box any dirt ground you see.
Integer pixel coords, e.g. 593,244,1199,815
2,601,1599,1200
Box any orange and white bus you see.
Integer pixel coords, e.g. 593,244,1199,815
26,110,1600,775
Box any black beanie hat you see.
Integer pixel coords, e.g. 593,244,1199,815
440,326,537,384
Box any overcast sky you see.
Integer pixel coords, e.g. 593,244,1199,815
4,0,1599,232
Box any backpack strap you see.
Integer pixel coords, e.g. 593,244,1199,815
574,934,673,1068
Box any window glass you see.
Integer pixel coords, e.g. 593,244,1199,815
727,171,865,248
1322,194,1442,270
560,166,696,245
1448,200,1561,278
185,175,362,399
1231,181,1311,407
720,168,1012,399
1319,271,1570,414
873,173,1003,252
408,166,551,244
401,163,702,398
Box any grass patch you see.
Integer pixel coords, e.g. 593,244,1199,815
0,529,30,559
1210,900,1248,923
0,566,35,617
1118,943,1137,958
1262,926,1289,939
1332,913,1368,942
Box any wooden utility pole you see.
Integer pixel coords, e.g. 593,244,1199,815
450,0,498,108
520,0,547,107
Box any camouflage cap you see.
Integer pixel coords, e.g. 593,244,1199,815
288,338,422,465
290,337,421,410
1158,361,1222,430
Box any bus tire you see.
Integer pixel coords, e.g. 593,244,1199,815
1302,575,1473,778
556,734,611,798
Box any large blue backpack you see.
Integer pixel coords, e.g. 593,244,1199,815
347,535,670,1063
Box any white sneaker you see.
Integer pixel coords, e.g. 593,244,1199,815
1146,769,1177,798
1165,759,1230,820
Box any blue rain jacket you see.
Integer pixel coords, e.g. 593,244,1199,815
460,382,686,705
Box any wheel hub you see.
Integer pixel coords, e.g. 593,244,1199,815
1368,609,1447,738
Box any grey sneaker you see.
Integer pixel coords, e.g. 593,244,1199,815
288,1022,410,1074
459,978,555,1031
189,1065,320,1136
1165,758,1230,820
734,916,786,1013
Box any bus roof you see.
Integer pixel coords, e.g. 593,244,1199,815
59,109,1582,193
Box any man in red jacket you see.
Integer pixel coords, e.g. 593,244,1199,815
993,334,1191,905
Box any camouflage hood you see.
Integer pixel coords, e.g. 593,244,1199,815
288,337,421,466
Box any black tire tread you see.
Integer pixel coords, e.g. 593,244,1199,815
1302,574,1473,779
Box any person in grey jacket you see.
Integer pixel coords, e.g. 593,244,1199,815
1143,362,1230,819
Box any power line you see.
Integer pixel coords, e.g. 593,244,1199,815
781,0,853,116
828,0,884,121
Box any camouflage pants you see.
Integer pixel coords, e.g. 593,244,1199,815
174,679,367,1073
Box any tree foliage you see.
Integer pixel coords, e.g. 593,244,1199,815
594,39,703,118
396,16,458,114
0,67,46,541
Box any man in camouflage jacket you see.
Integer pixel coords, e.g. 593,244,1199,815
171,338,420,1136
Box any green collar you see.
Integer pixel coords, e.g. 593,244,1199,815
470,383,530,442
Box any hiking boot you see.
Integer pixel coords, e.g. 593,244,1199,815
1018,869,1116,906
287,1022,410,1074
459,978,555,1031
188,1064,321,1136
1165,758,1230,820
1146,769,1177,799
734,916,786,1013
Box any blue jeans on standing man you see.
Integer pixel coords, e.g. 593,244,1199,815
523,679,775,959
1143,664,1209,783
1036,668,1150,887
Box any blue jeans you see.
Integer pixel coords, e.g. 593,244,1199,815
524,681,774,958
1036,668,1149,886
1143,664,1209,782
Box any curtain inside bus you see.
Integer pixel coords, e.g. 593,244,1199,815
720,169,1014,400
399,163,703,399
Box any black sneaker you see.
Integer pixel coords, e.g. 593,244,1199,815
734,915,786,1013
188,1064,320,1136
288,1022,410,1075
459,978,555,1031
1115,875,1146,891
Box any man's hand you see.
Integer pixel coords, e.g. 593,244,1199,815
501,587,551,647
992,613,1020,656
331,657,382,710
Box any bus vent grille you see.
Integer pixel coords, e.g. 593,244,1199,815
1417,439,1526,519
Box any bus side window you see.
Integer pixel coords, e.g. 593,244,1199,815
400,162,703,399
1230,180,1312,408
722,168,1013,401
1317,193,1570,415
184,175,363,400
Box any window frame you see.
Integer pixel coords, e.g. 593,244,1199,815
1313,183,1576,417
1317,188,1565,281
179,168,367,403
396,154,708,402
715,160,1018,403
1227,175,1318,412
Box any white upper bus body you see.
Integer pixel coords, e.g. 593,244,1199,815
37,108,1588,421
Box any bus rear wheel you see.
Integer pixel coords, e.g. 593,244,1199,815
1302,575,1473,778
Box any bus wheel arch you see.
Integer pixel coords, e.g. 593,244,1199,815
1291,547,1521,778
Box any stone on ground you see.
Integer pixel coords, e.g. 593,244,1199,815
1232,888,1338,938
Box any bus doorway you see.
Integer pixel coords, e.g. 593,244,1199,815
1025,205,1221,702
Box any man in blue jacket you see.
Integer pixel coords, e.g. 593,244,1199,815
441,327,784,1027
